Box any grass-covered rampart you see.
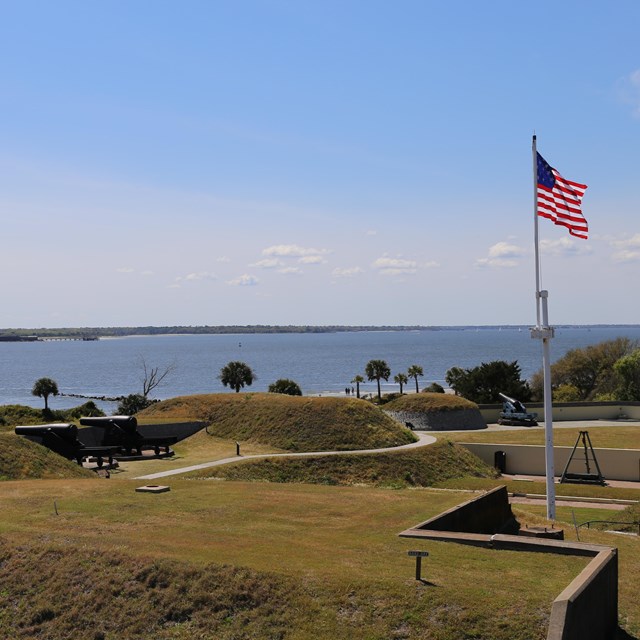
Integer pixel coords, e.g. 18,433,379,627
383,392,478,412
0,433,94,480
140,393,416,451
189,440,498,488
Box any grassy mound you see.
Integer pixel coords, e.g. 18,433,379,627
189,441,498,487
0,433,95,480
384,392,478,412
0,402,105,432
0,539,314,640
140,393,416,451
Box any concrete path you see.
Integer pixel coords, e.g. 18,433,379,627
134,430,437,480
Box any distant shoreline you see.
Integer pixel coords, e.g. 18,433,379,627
1,324,640,340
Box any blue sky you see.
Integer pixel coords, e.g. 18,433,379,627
1,1,639,327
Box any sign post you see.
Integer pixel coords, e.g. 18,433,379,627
407,550,429,580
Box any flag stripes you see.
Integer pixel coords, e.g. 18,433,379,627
536,153,588,239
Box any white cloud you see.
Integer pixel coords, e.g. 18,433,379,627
610,233,640,262
298,255,326,265
216,256,231,263
262,244,330,258
372,256,418,276
116,267,135,273
250,258,284,269
366,230,377,236
540,237,592,257
475,241,525,268
184,271,216,281
332,266,364,278
227,274,259,286
422,260,440,268
141,270,154,276
278,266,303,275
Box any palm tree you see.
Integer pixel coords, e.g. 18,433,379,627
394,372,408,394
219,361,256,393
351,375,364,398
365,359,391,400
31,377,59,411
407,364,424,394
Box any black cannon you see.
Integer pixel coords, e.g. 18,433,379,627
15,424,117,467
497,393,538,426
79,415,177,456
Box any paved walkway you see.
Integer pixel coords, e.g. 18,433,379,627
134,430,437,480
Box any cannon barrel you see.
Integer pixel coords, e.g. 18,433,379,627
80,416,138,431
498,392,516,404
15,424,78,438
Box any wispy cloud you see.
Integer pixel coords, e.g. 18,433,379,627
262,244,331,258
332,266,364,278
278,266,303,275
299,255,326,265
216,256,231,263
227,274,259,286
610,233,640,262
540,237,592,257
372,256,418,276
249,258,284,269
174,271,217,283
116,267,135,273
475,241,525,268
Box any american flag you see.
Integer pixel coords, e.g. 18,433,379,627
536,152,588,239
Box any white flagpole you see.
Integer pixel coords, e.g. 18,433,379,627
531,135,556,521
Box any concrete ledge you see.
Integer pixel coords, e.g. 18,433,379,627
399,487,619,640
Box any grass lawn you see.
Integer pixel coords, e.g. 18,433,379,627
0,479,592,640
439,424,640,449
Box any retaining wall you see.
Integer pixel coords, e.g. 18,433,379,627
478,401,640,424
462,442,640,482
384,408,486,431
399,487,619,640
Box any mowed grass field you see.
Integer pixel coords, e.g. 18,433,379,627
0,478,593,640
2,394,639,639
441,424,640,449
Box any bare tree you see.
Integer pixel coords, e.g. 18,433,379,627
140,356,176,398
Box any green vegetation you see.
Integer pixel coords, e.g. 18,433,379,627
440,424,640,450
268,378,302,395
530,337,638,401
31,377,59,411
351,374,364,398
218,361,256,393
139,393,416,451
0,480,594,640
393,372,408,394
117,393,154,414
384,392,478,412
188,440,498,487
0,433,94,480
365,359,391,400
446,360,531,403
0,402,105,432
407,364,424,393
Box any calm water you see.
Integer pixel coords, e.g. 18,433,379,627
2,327,640,412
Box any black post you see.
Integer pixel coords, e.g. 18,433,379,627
415,556,422,581
236,441,241,456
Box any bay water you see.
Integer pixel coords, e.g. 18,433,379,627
2,327,640,412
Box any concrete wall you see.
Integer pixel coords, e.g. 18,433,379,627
385,408,486,431
462,442,640,482
413,485,518,534
478,401,640,424
547,548,618,640
400,488,620,640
